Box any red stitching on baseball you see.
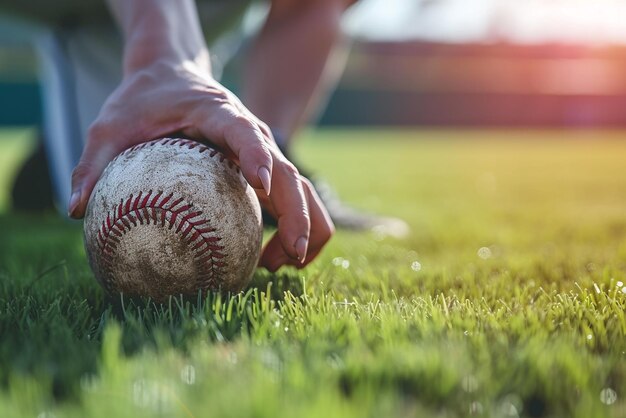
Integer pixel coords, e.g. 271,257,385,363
118,138,241,174
97,191,226,292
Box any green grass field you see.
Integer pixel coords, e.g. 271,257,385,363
0,128,625,418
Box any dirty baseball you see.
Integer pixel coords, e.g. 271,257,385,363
83,138,263,300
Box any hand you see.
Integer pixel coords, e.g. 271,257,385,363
69,59,334,271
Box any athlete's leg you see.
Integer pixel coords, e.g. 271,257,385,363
9,1,252,213
241,0,409,236
242,0,351,148
35,27,122,210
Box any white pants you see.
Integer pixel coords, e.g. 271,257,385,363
21,2,262,211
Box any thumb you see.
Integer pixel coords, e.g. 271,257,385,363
68,138,120,219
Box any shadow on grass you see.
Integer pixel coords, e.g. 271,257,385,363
0,213,306,400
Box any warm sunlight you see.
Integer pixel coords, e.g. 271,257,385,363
347,0,626,44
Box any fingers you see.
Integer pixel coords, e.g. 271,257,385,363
260,176,334,272
193,112,274,196
68,124,124,219
186,89,280,197
226,118,275,195
269,159,311,261
191,104,329,267
300,177,335,262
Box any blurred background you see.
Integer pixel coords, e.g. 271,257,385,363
4,0,626,128
334,0,626,127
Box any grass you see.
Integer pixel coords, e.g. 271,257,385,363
0,128,625,418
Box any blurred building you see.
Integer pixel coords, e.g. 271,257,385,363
321,0,626,127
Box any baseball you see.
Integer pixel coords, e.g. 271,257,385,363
83,138,263,300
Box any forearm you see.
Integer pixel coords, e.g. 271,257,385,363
106,0,210,74
242,0,349,140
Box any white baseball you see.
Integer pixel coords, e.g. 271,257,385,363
83,138,263,300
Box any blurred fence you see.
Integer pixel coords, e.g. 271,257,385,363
320,40,626,127
5,27,626,127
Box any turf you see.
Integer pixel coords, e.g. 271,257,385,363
0,128,625,418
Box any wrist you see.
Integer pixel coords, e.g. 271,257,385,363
107,0,209,75
122,31,210,75
123,33,200,70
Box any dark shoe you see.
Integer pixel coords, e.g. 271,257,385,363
262,173,409,238
309,176,410,238
11,140,55,212
264,136,410,238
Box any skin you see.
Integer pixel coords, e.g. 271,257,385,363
243,0,353,142
68,0,352,272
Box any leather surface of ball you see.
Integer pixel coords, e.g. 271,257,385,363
83,138,263,300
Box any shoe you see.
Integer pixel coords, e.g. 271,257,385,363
11,138,56,212
308,176,410,238
263,138,410,238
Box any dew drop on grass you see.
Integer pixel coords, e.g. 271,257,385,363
477,247,492,260
332,257,350,269
622,287,626,294
587,334,593,340
132,379,172,412
180,365,196,385
462,375,478,393
334,298,355,308
411,261,422,272
499,394,522,417
617,281,624,288
80,374,99,392
600,388,617,405
469,401,483,415
500,399,521,418
502,404,520,418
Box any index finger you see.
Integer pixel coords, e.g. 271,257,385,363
194,110,274,196
263,154,312,262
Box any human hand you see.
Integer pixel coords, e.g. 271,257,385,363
69,59,334,271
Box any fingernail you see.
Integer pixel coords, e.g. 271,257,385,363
258,166,271,195
68,190,81,218
295,236,308,263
